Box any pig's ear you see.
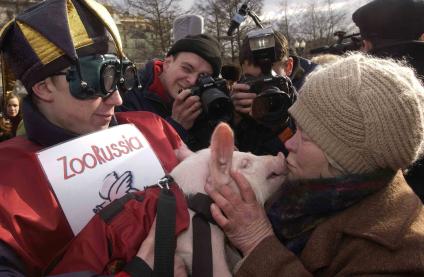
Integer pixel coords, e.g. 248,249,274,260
209,123,234,185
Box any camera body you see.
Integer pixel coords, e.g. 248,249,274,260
241,27,296,130
241,74,295,130
309,31,362,55
191,75,233,124
245,74,289,95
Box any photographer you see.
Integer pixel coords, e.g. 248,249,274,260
118,34,226,151
232,29,296,156
352,0,424,201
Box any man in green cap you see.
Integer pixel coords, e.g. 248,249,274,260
0,0,191,275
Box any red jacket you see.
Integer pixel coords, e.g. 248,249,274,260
0,112,189,276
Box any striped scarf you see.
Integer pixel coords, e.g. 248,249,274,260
266,169,396,255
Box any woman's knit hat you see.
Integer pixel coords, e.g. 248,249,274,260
289,53,424,174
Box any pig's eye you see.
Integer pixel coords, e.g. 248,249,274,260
240,159,251,169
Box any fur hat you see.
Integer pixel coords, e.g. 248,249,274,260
167,34,222,77
0,0,124,92
353,0,424,41
289,53,424,174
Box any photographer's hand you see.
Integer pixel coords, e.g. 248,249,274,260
231,83,256,115
171,89,202,130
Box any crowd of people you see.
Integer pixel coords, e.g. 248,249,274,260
0,0,423,276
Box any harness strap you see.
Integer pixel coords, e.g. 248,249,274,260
99,192,145,223
187,193,217,225
153,177,177,277
188,193,216,277
192,213,213,277
123,256,152,277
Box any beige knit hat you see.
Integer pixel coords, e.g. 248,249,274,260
289,53,424,174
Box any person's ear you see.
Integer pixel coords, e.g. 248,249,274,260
284,57,294,77
419,33,424,41
361,39,373,52
31,78,54,102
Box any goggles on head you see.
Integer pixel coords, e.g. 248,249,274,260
56,54,139,100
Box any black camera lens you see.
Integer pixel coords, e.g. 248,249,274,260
251,88,292,127
191,75,234,124
200,87,233,123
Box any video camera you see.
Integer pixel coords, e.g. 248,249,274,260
241,27,296,130
191,74,234,125
309,31,362,55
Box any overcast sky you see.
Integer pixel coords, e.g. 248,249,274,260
106,0,373,20
262,0,372,20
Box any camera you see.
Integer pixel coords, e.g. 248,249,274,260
309,31,362,55
242,27,296,130
241,74,295,130
191,75,234,124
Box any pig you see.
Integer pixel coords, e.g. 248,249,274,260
171,122,287,276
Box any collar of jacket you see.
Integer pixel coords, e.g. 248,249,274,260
141,59,172,104
22,96,118,147
300,171,422,269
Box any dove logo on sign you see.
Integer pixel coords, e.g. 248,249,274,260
37,124,166,235
93,171,139,213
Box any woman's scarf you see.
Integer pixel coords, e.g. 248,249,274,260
266,170,396,255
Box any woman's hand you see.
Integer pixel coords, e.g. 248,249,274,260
205,170,274,257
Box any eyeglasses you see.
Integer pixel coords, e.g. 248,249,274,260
51,54,139,100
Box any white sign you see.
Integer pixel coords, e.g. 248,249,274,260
37,124,165,235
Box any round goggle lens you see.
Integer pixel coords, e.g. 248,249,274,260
103,65,117,93
123,65,137,91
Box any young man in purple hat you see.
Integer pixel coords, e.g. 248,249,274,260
0,0,191,275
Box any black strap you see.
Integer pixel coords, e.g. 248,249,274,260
99,193,145,223
187,193,217,225
153,188,176,277
123,256,152,277
191,213,213,277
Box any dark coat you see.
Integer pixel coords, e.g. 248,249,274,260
234,115,288,156
236,172,424,276
289,56,319,90
371,41,424,202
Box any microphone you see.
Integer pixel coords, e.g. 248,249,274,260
309,46,331,55
227,3,248,36
173,14,204,42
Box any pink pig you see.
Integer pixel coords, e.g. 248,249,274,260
171,122,287,276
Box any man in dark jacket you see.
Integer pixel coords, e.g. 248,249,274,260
231,29,297,156
117,34,224,151
353,0,424,201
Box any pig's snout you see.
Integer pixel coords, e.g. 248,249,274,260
265,152,287,180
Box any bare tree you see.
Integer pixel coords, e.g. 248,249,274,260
128,0,182,57
278,0,350,55
276,0,292,44
192,0,264,63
